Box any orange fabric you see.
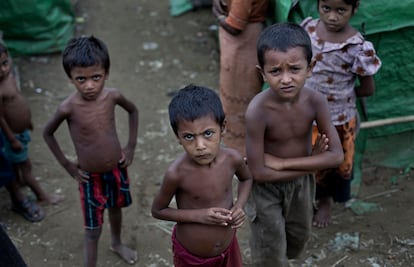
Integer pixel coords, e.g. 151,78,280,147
225,0,269,30
312,117,357,181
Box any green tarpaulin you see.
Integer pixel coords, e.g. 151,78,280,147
280,0,414,195
0,0,75,55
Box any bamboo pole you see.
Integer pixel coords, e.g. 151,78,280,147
360,115,414,129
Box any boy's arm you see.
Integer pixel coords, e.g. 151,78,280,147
151,166,232,226
263,93,344,172
230,153,252,228
0,100,22,151
115,91,138,167
43,105,88,182
246,103,309,183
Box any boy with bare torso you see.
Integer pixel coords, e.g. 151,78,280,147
151,85,252,266
0,42,63,210
43,36,138,267
245,23,344,266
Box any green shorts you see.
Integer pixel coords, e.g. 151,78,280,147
248,174,315,267
0,129,30,164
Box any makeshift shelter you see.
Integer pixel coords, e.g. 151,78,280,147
0,0,75,55
275,0,414,195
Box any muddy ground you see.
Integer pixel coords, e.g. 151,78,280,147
0,1,413,266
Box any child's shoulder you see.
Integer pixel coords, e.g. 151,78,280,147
0,73,19,93
218,146,244,165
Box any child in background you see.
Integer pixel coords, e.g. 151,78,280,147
152,85,252,266
213,0,269,156
43,36,139,266
0,42,63,207
245,22,344,267
301,0,382,228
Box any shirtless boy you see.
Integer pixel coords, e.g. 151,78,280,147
245,23,344,266
0,42,63,209
43,36,138,267
151,85,252,266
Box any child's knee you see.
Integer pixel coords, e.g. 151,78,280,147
85,228,102,241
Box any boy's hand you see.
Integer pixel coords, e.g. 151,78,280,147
312,133,329,155
264,153,284,170
200,207,232,226
229,205,245,229
66,162,89,183
120,148,134,168
10,139,23,151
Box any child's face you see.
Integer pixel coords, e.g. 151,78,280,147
318,0,355,33
175,115,223,165
69,64,107,101
0,52,11,82
259,47,311,101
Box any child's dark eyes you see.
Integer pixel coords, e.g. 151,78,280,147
321,6,330,12
337,8,346,14
75,77,86,82
182,130,214,141
92,75,102,81
269,68,280,75
183,134,194,141
204,130,214,138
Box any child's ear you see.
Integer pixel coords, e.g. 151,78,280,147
256,65,266,82
354,1,360,13
221,118,227,135
307,60,316,78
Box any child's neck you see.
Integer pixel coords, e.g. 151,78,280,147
317,22,355,43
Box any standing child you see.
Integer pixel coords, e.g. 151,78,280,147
43,36,139,267
213,0,269,156
0,41,63,207
245,22,344,266
151,85,252,267
301,0,382,228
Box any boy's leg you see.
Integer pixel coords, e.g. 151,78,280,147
16,159,63,204
285,175,315,259
249,183,289,267
108,208,137,265
6,179,45,222
84,228,102,267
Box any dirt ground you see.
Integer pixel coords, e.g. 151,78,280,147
1,1,413,266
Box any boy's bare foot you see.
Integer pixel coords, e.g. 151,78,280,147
39,194,65,205
110,244,138,265
312,198,332,228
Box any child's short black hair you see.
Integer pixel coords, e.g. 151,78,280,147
168,85,225,136
62,36,110,78
257,22,313,68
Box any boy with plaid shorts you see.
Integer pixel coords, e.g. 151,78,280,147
43,36,139,267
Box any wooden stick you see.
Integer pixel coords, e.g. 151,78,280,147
332,255,349,267
360,115,414,129
362,188,400,200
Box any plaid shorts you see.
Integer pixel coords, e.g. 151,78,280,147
79,165,132,229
